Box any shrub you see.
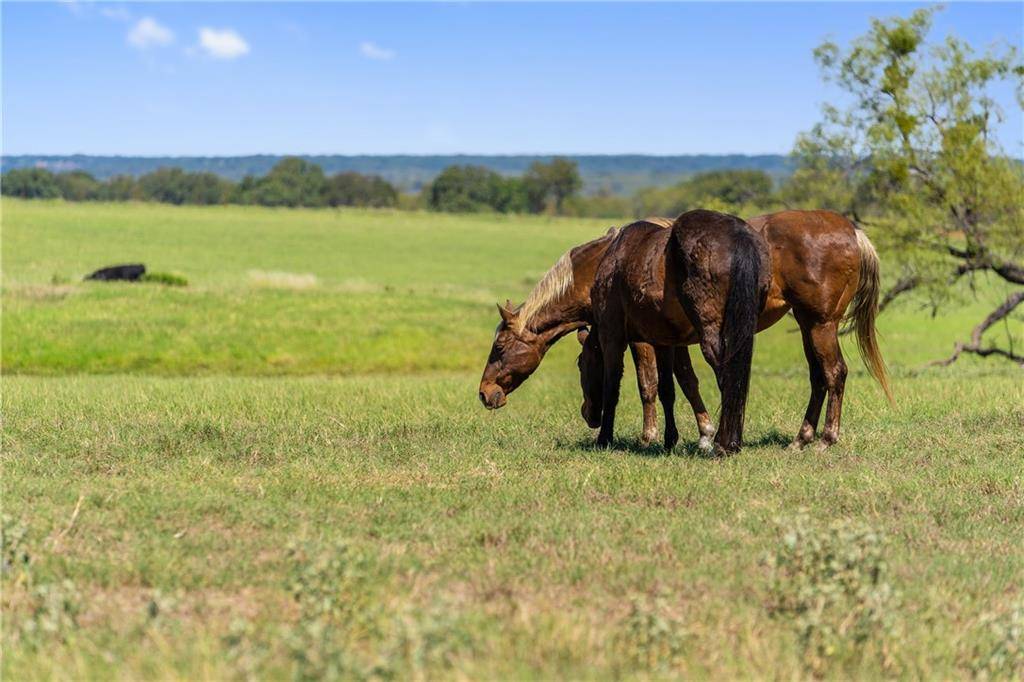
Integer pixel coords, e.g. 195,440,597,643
324,172,399,208
613,591,689,674
138,167,231,205
283,539,471,680
969,601,1024,680
141,271,188,287
427,165,527,213
765,512,898,675
240,157,327,208
1,168,62,199
55,171,102,201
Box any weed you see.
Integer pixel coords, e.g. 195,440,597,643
17,580,82,649
765,512,898,675
1,515,32,588
141,271,188,287
614,590,689,674
969,601,1024,680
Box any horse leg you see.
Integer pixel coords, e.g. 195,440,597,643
630,343,659,445
673,345,715,452
597,334,626,448
791,317,827,449
812,321,847,448
654,346,678,451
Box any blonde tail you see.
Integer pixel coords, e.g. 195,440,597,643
846,229,894,404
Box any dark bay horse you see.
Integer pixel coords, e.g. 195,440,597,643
580,209,893,449
478,218,673,412
582,209,771,453
478,209,891,450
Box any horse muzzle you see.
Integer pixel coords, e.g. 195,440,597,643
479,385,507,410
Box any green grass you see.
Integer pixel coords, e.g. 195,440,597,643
3,199,1023,680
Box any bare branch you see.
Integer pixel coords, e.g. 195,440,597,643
932,290,1024,367
879,275,921,313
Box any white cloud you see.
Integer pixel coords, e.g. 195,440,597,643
101,6,132,22
58,0,84,16
359,41,395,61
196,27,250,60
127,18,174,49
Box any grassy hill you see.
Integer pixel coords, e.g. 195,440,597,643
3,199,1022,679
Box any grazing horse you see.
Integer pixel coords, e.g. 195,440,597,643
478,209,891,450
579,210,893,449
479,218,675,413
582,209,771,453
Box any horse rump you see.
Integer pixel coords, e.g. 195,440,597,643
671,210,770,452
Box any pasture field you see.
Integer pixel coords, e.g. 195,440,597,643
2,199,1023,680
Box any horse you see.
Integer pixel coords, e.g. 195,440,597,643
478,217,675,414
578,209,893,449
479,209,891,450
580,209,771,453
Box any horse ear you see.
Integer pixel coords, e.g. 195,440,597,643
577,327,590,345
496,303,515,324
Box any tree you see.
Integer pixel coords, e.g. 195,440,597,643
137,167,230,205
1,168,62,199
55,171,102,201
634,169,777,218
522,157,582,213
99,175,139,201
324,172,399,208
793,7,1024,365
243,157,327,207
427,165,526,213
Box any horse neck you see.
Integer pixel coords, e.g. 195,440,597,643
526,237,610,336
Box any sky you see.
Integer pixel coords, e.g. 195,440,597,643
2,2,1021,156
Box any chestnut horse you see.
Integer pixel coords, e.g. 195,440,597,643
580,209,893,449
479,209,891,450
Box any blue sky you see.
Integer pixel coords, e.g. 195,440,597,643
3,2,1021,155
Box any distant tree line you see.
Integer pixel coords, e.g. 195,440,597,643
4,153,799,219
1,158,400,209
1,155,590,215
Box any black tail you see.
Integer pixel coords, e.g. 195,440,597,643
715,227,768,452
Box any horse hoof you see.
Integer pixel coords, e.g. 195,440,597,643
787,439,807,451
697,435,714,453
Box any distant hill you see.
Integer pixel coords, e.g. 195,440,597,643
1,154,794,196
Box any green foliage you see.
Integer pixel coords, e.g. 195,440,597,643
2,514,32,588
18,581,82,650
324,171,399,208
283,539,470,680
98,174,139,201
766,513,898,675
522,156,583,212
790,6,1024,307
138,167,231,205
1,168,62,199
54,171,102,201
427,158,583,215
634,169,777,218
427,164,526,213
614,591,689,673
560,191,632,219
140,271,189,287
969,601,1024,680
238,157,327,208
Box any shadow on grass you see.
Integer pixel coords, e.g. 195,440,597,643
556,427,793,458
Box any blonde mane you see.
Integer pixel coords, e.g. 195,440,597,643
514,250,575,333
644,216,674,228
